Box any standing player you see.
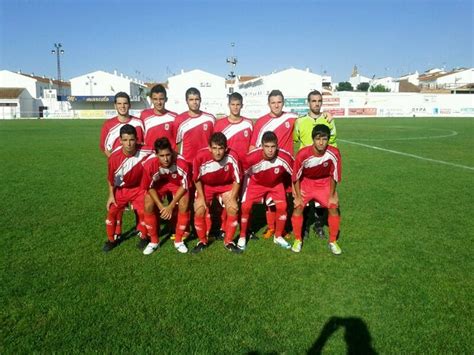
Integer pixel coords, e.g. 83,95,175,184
192,133,242,254
238,131,294,251
103,124,153,252
99,92,145,239
213,92,253,236
249,90,297,239
141,138,191,255
100,92,145,156
214,92,253,159
293,90,337,239
175,87,215,164
291,124,342,255
293,90,337,150
140,84,177,150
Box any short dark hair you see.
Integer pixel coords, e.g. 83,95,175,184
185,87,201,100
268,89,284,103
120,124,137,138
307,90,322,102
209,132,227,148
154,137,172,152
114,92,131,104
261,131,278,145
311,124,331,140
150,84,167,98
228,92,243,103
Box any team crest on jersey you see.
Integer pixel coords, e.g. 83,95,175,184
323,162,329,167
172,173,177,179
203,123,208,131
274,167,280,174
285,121,290,129
165,123,170,131
224,165,229,172
244,130,249,137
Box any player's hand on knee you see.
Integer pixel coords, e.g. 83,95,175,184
293,196,303,209
106,196,117,211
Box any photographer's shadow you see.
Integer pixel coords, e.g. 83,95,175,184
308,317,377,355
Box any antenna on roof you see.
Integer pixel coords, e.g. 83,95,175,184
226,42,238,80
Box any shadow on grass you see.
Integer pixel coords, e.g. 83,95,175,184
308,316,377,354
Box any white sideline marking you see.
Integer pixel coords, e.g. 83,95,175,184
340,139,474,171
349,128,459,142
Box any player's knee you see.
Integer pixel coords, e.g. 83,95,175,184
328,205,339,216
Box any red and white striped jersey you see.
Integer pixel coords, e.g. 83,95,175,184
193,148,241,187
293,145,341,184
250,112,297,153
108,145,153,188
214,116,253,158
141,153,190,191
140,109,177,149
175,111,215,163
243,148,294,188
100,116,145,153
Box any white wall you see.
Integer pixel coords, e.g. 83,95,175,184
70,70,146,100
167,69,227,114
0,70,38,97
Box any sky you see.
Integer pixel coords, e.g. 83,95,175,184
0,0,472,83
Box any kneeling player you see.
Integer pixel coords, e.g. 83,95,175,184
141,137,191,255
192,132,242,254
103,124,153,252
291,125,342,254
239,131,294,250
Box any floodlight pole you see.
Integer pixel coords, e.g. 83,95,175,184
51,43,64,100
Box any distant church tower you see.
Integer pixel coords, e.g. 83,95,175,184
351,65,359,77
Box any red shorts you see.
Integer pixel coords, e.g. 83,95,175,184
241,181,286,204
201,184,233,204
155,182,180,198
300,177,337,208
114,186,145,211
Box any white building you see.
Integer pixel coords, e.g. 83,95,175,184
419,68,474,90
166,69,227,114
237,68,324,117
0,70,70,118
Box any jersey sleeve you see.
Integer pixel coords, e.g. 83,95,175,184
107,157,115,185
249,119,262,147
177,158,191,190
140,162,153,190
99,121,107,152
292,151,303,183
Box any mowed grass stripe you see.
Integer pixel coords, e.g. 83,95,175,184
0,118,472,353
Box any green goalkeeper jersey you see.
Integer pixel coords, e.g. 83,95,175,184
293,113,338,150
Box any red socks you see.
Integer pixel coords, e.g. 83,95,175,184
328,215,340,242
175,212,190,243
224,214,238,245
291,215,304,241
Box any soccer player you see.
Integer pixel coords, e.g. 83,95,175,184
140,84,177,150
99,92,145,239
192,132,242,254
293,90,338,239
293,90,337,150
249,90,297,239
238,131,294,251
214,92,253,159
99,92,145,157
174,87,215,165
291,124,342,255
213,92,253,237
140,138,191,255
103,124,153,252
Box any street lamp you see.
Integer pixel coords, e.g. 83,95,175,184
51,43,64,99
86,75,97,96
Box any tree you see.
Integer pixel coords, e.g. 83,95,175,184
336,82,353,91
356,82,370,92
370,84,390,92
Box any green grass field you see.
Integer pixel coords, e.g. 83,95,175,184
1,117,473,353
